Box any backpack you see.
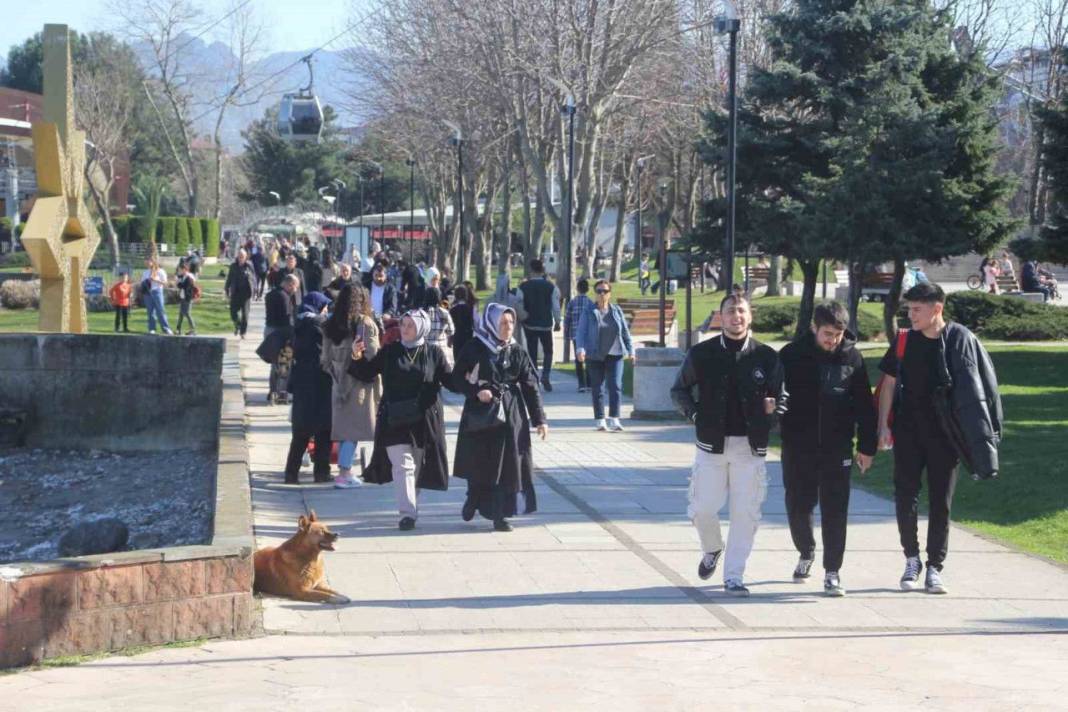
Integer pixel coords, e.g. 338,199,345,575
192,283,202,301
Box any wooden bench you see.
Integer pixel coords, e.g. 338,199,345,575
617,298,676,335
996,274,1020,292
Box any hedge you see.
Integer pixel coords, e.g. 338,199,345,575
0,217,11,241
946,291,1068,340
749,302,885,341
111,215,131,243
159,216,178,251
204,219,220,256
175,217,190,255
188,217,203,252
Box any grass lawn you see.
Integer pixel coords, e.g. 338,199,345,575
854,345,1068,564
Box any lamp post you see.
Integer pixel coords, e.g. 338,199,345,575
635,155,654,284
658,179,670,347
446,124,464,281
367,161,384,244
407,157,416,263
561,94,577,305
715,2,741,293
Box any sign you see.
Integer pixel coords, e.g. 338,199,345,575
83,276,104,295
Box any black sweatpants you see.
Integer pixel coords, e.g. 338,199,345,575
892,422,959,570
284,426,332,478
781,447,852,572
524,328,553,381
230,298,250,336
572,340,589,389
114,306,129,332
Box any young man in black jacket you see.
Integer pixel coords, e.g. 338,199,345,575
519,259,562,391
877,282,1002,595
779,301,877,597
671,293,788,596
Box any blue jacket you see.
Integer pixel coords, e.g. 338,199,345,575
575,302,635,360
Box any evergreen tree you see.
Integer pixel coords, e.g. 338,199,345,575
698,0,1013,339
1039,83,1068,264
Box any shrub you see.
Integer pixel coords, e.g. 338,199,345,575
175,218,190,255
204,219,220,257
750,304,798,333
0,252,32,268
110,215,131,243
982,314,1068,340
0,217,11,241
127,215,155,243
199,218,213,251
159,217,178,251
188,217,203,252
0,279,40,309
946,291,1068,340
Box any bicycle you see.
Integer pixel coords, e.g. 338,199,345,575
966,273,983,290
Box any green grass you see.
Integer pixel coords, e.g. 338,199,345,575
855,345,1068,563
0,638,210,674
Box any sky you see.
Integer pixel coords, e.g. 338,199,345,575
2,0,360,59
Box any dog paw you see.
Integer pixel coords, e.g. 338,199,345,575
330,594,351,605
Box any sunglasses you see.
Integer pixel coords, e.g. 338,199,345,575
595,288,611,294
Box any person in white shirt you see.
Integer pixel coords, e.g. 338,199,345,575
141,257,173,335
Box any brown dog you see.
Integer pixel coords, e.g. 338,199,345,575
253,510,350,604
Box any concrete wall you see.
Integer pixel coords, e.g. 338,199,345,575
0,334,225,451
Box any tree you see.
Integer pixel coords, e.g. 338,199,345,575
698,0,1014,340
1,31,91,92
1038,83,1068,263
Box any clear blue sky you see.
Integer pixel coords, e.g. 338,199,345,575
2,0,358,59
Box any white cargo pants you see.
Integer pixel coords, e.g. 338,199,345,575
688,436,769,583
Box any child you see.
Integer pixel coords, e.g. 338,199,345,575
109,272,132,333
175,263,198,335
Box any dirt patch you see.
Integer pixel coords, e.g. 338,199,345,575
0,448,215,563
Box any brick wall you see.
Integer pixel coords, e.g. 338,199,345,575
0,554,254,668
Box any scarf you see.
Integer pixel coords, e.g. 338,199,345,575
475,302,516,354
401,308,431,348
300,291,331,315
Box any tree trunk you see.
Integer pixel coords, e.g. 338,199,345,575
87,174,120,269
1029,122,1047,226
882,258,907,344
846,260,865,336
498,159,513,277
767,255,783,297
793,259,821,341
610,167,631,283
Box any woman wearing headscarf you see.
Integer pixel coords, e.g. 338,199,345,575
284,292,334,484
493,271,527,350
452,303,549,532
349,309,454,530
321,284,381,488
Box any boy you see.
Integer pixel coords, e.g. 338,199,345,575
109,272,132,333
176,263,198,336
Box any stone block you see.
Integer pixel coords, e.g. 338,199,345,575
78,565,143,609
205,556,254,595
232,593,255,636
0,579,9,623
0,336,38,370
0,620,45,668
42,610,110,659
631,347,686,419
173,595,233,641
7,572,76,623
143,561,206,602
107,602,174,650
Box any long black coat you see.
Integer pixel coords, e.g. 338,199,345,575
349,341,454,490
225,261,257,303
287,312,332,432
452,339,546,498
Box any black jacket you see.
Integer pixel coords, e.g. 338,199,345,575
519,277,557,329
224,261,256,303
893,322,1002,479
671,334,788,456
779,332,877,457
367,282,398,317
264,287,295,330
287,312,332,432
324,276,359,302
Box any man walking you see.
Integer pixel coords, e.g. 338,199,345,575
519,259,561,391
563,278,593,392
779,301,877,597
225,248,257,339
877,282,1002,595
671,293,787,596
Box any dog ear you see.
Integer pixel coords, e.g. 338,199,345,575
298,515,309,531
308,510,318,522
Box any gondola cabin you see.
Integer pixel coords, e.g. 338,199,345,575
277,92,323,143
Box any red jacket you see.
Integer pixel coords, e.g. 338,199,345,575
109,282,132,308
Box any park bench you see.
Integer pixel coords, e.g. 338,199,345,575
616,297,676,335
742,266,770,287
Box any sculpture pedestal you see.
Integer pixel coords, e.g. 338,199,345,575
631,346,686,420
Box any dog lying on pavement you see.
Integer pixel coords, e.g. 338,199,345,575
253,510,350,604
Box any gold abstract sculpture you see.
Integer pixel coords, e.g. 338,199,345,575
21,24,101,333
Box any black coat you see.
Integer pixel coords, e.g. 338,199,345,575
225,261,256,303
281,267,306,301
450,303,476,361
671,334,788,456
287,312,332,432
264,287,295,330
324,276,359,302
779,332,877,457
452,339,546,495
304,261,324,294
348,341,454,490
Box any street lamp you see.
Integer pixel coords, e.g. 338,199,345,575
445,122,464,281
658,178,671,347
561,94,577,303
715,0,741,293
635,155,654,289
367,161,384,245
407,157,416,263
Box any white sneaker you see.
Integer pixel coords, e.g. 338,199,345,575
333,473,361,489
595,419,607,431
607,418,624,432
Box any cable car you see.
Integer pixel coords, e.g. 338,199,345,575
277,55,323,143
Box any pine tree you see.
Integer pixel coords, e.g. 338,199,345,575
1039,81,1068,264
698,0,1013,339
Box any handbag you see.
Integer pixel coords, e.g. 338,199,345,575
465,397,506,432
387,398,423,427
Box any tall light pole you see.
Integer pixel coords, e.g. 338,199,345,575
715,2,741,293
406,157,416,263
561,94,577,304
367,161,385,244
658,179,670,347
635,156,654,281
446,123,464,281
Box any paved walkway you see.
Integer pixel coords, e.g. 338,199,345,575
3,301,1066,710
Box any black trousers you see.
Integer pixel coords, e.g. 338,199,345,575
284,426,332,478
524,328,553,381
892,422,959,570
230,298,250,335
782,447,852,572
114,307,129,332
572,341,589,388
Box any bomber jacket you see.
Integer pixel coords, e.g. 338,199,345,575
671,333,788,456
574,302,635,361
779,331,877,458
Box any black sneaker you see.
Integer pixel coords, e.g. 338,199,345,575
542,379,553,392
724,579,751,597
697,550,722,580
900,556,923,591
313,472,332,484
793,556,815,583
824,571,846,597
461,497,477,522
398,517,416,531
284,473,298,485
493,519,513,532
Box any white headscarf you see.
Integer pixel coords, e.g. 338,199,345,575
400,309,430,349
475,302,516,354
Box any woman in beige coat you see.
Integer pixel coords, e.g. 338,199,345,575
321,283,382,488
